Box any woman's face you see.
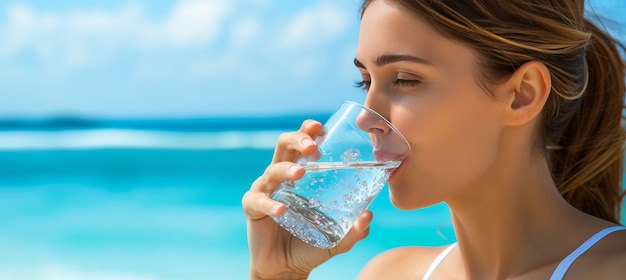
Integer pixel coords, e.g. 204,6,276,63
356,0,508,209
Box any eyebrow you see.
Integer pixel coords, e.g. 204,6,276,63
354,54,433,69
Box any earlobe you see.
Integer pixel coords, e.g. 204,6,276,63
504,61,551,126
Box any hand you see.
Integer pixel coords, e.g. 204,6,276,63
242,120,373,279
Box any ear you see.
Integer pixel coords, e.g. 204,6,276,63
501,61,551,127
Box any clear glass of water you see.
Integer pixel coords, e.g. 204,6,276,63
270,101,411,249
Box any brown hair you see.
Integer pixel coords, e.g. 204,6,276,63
362,0,626,224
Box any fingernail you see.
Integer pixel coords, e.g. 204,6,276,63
288,165,300,174
271,203,281,213
301,138,315,148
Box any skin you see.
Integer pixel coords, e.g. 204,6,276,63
243,0,626,279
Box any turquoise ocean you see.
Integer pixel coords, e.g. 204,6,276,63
0,117,621,280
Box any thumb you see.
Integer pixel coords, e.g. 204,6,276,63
331,210,373,255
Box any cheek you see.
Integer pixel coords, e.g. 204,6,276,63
389,84,503,206
422,106,501,186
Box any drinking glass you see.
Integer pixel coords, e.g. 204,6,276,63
270,101,410,249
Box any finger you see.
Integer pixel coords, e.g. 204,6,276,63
252,162,305,193
331,210,373,255
272,120,323,163
243,162,305,220
301,119,323,136
241,190,286,220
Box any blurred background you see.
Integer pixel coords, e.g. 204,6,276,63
0,0,624,279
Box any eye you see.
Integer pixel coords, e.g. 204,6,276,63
354,80,371,91
393,79,421,88
393,71,423,89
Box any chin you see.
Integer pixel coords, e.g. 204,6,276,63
389,198,416,210
387,185,418,210
387,182,439,210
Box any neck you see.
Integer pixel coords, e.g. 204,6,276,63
445,144,584,278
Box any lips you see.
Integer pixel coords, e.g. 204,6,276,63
373,149,404,163
373,149,405,182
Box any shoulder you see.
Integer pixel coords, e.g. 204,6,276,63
571,227,626,279
589,229,626,277
357,245,448,280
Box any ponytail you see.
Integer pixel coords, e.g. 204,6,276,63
550,19,626,224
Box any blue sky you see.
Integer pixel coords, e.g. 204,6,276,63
0,0,624,119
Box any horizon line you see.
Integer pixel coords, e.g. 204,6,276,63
0,113,333,131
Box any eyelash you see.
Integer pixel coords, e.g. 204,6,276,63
354,79,421,91
354,80,370,90
394,79,421,88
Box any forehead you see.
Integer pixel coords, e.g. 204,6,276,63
356,0,472,67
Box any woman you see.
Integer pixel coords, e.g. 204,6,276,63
242,0,626,279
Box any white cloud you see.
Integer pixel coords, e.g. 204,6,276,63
0,1,354,73
3,4,38,54
2,3,138,57
0,1,234,67
278,3,351,49
147,0,233,47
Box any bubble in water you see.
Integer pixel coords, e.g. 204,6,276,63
308,198,320,208
341,148,361,163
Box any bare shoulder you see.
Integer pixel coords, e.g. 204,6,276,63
572,228,626,279
357,245,447,280
590,229,626,277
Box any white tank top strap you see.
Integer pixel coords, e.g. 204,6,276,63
421,242,457,280
549,225,626,280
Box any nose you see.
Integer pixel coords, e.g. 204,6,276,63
355,105,392,149
358,92,392,135
353,101,410,162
